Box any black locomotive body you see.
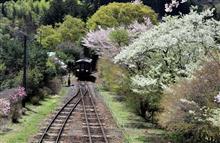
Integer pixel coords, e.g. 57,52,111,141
75,58,93,78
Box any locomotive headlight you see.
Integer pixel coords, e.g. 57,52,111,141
86,70,88,72
77,69,79,72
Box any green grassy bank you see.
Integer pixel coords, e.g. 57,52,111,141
99,90,168,143
0,87,68,143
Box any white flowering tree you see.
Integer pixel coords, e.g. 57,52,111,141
115,8,220,92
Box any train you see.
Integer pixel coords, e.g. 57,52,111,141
75,58,93,78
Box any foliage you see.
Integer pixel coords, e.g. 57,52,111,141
37,15,86,49
56,41,82,61
109,28,129,46
157,60,220,142
98,58,129,94
82,17,153,57
27,68,44,95
42,0,87,25
115,8,220,93
2,0,50,32
47,78,61,95
100,90,169,143
0,87,68,143
57,15,86,43
36,25,61,49
86,2,157,30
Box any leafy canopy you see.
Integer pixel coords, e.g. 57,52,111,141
87,2,157,30
37,15,86,49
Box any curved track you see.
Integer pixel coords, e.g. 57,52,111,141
36,82,109,143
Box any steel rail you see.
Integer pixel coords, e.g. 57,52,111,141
87,84,109,143
55,89,88,143
82,91,93,143
38,89,80,143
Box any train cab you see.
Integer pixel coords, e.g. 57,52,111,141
75,58,93,78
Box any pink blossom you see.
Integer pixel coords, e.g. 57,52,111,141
82,18,153,58
10,86,26,103
0,99,10,116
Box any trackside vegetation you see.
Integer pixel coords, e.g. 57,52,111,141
0,87,68,143
99,89,169,143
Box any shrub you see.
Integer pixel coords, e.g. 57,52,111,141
47,78,61,95
87,2,157,30
97,58,129,93
37,15,86,49
30,96,40,105
27,68,44,95
157,60,220,142
38,87,52,100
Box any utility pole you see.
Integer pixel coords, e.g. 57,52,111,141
22,34,28,108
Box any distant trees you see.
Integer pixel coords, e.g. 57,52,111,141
37,15,86,49
41,0,65,25
42,0,88,25
0,0,10,17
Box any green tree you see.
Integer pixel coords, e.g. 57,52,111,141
42,0,65,25
109,28,129,46
87,2,157,30
37,15,86,49
58,15,86,43
37,25,61,49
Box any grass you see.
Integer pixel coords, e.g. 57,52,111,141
0,87,68,143
99,90,168,143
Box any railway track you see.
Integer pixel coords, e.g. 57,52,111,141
81,84,108,143
34,82,109,143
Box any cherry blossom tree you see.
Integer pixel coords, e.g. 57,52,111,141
82,17,153,57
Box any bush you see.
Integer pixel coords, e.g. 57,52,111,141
30,96,40,105
130,93,161,121
47,78,61,95
38,87,52,100
157,60,220,142
27,68,44,95
11,102,22,123
98,58,129,93
87,2,157,30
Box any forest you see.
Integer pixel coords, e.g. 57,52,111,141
0,0,220,143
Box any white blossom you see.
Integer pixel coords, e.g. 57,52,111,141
214,92,220,103
115,8,220,91
165,0,188,13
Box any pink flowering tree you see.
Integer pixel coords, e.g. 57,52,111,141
0,99,10,118
0,86,26,125
9,86,26,103
0,98,10,131
10,86,26,123
82,17,153,58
